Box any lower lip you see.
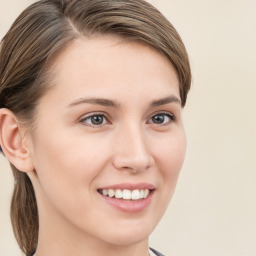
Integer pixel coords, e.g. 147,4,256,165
98,190,154,213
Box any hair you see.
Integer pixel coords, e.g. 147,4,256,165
0,0,191,255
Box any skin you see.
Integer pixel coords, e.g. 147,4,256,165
0,36,186,256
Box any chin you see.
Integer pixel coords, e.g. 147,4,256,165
103,231,150,247
95,219,155,246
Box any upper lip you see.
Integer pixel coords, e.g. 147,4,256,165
99,183,155,190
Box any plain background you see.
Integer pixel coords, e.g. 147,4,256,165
0,0,255,255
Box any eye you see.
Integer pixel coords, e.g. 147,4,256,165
148,112,175,125
80,114,109,127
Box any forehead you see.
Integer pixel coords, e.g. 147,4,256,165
41,36,179,106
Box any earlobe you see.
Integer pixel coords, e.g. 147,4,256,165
0,108,34,173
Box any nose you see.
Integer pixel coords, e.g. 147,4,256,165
112,124,154,173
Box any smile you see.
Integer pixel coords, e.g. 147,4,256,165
97,183,155,212
98,188,150,200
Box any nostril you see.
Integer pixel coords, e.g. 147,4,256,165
113,157,154,173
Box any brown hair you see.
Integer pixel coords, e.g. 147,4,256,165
0,0,191,255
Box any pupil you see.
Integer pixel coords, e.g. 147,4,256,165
153,115,164,124
92,115,103,125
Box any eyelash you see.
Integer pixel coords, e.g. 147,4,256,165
147,111,176,126
79,112,111,128
79,111,175,128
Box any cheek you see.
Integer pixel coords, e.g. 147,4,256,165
156,128,186,166
154,129,186,191
30,121,112,208
31,144,103,231
30,130,92,208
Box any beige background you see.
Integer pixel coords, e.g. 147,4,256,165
0,0,255,255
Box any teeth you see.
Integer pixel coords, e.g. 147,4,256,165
143,189,149,198
115,189,122,199
99,189,151,200
108,189,115,198
123,189,132,200
131,190,140,200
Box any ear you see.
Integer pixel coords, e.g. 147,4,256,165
0,108,34,173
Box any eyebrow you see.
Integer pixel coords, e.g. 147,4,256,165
67,95,180,108
150,95,181,107
67,98,120,108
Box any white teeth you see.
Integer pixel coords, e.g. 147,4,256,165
123,189,132,200
115,189,123,199
99,188,151,200
131,190,140,200
108,189,115,197
143,189,149,198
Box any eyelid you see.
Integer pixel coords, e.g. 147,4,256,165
147,111,176,125
78,110,176,127
79,112,112,127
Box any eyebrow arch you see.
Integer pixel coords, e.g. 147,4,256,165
67,95,180,109
150,95,181,107
67,97,120,108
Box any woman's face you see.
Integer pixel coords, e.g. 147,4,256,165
28,36,186,246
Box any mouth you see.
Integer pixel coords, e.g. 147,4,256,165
97,183,155,212
97,188,152,200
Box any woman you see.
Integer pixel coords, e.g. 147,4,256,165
0,0,191,255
